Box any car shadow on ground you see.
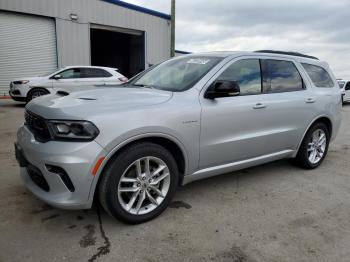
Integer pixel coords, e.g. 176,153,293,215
0,100,25,108
23,158,294,225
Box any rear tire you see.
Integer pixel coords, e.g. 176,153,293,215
26,88,49,103
98,142,179,224
293,122,330,169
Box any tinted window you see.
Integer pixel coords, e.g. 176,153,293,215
81,68,112,78
346,82,350,91
59,68,81,79
302,63,334,88
261,60,304,93
217,59,261,95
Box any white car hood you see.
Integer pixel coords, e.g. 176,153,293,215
13,76,47,82
26,87,173,119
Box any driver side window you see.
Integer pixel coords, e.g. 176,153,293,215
217,59,262,95
59,68,81,79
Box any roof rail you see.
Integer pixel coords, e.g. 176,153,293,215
254,50,319,60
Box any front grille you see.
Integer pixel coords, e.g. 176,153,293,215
24,110,51,142
27,165,50,192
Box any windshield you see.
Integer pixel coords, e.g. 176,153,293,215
338,81,345,88
41,68,60,77
131,56,222,92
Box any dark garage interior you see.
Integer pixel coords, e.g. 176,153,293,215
90,28,145,78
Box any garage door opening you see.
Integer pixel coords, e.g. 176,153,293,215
90,27,145,78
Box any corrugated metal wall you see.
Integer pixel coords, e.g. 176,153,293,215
0,0,171,70
0,11,58,95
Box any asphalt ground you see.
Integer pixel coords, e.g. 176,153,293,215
1,99,350,262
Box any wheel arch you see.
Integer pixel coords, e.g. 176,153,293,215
90,133,188,203
296,115,333,155
26,87,50,102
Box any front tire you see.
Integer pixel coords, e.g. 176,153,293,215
26,88,49,103
98,142,179,224
293,122,330,169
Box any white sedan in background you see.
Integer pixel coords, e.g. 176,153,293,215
338,79,350,104
9,66,128,102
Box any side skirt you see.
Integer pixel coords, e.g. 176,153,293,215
182,149,295,185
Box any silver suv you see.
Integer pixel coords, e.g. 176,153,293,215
15,51,342,223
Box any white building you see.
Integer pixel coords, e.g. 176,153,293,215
0,0,171,95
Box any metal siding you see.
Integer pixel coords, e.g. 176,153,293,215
0,11,57,95
55,19,90,67
0,0,171,67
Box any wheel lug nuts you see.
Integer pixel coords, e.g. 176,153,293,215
137,183,141,187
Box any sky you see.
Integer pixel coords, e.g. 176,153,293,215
124,0,350,79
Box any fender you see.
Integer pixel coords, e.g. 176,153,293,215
293,114,333,157
87,132,190,204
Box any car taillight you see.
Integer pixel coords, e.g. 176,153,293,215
118,77,128,83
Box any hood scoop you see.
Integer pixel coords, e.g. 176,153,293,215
77,97,97,101
56,91,69,96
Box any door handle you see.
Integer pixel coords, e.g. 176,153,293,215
305,98,316,103
253,103,267,109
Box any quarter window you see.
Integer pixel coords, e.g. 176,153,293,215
261,60,304,93
81,68,112,78
302,63,334,88
216,59,262,95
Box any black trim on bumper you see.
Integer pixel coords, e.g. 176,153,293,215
15,143,50,192
10,95,26,102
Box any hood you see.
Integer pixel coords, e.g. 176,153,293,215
13,76,46,82
26,87,173,119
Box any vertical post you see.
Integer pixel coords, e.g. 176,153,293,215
170,0,175,57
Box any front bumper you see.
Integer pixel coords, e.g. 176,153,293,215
9,83,29,101
16,125,106,209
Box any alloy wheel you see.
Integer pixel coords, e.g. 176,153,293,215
117,156,171,215
31,90,46,99
308,129,327,164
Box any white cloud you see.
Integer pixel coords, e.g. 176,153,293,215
125,0,350,79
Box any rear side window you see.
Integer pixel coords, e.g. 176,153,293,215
301,63,334,88
81,68,112,78
216,59,262,95
261,60,304,93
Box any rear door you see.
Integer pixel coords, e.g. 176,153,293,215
79,68,113,86
258,58,317,151
301,62,342,116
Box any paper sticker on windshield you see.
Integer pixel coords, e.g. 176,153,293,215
187,58,210,65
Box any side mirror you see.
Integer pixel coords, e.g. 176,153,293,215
205,80,240,99
53,74,62,80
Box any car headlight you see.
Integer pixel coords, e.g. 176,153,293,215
47,120,99,141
